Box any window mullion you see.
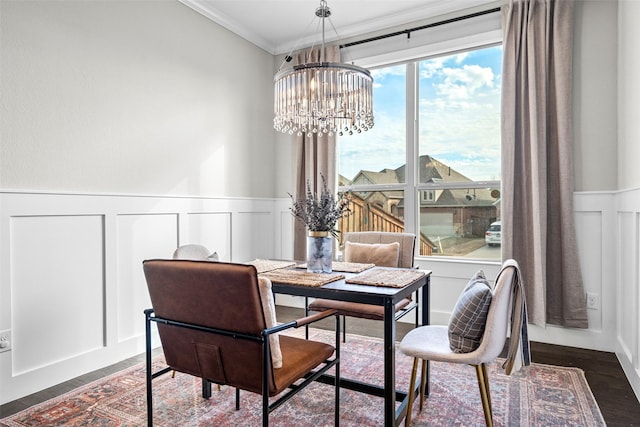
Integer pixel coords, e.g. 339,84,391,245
404,62,418,236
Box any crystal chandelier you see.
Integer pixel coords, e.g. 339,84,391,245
273,0,374,137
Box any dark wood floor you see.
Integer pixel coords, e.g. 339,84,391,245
2,306,640,426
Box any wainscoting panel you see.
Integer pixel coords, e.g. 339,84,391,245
574,210,604,331
9,214,105,375
278,207,294,260
0,192,285,405
615,187,640,401
234,211,274,262
617,212,636,361
2,189,638,404
115,213,179,343
186,212,232,261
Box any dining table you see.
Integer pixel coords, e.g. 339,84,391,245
248,259,432,427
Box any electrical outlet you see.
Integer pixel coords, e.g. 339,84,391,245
0,330,11,353
586,293,600,310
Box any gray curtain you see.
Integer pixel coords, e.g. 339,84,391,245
501,0,588,328
292,45,339,260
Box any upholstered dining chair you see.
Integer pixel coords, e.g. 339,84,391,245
143,259,341,427
308,231,418,341
399,260,522,427
170,244,219,383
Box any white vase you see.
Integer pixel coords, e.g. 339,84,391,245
307,231,333,273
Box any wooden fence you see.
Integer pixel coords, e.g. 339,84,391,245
338,193,433,256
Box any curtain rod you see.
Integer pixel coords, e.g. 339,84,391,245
340,7,501,49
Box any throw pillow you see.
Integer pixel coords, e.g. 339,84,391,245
344,241,400,267
257,276,283,368
448,277,493,353
463,269,490,292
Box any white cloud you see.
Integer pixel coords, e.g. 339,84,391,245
418,95,501,180
339,47,502,181
371,65,405,81
435,64,495,99
420,57,446,78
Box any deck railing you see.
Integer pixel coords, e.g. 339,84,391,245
338,194,433,256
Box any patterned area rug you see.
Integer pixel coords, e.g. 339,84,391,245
1,329,605,427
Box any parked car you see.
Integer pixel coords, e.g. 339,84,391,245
485,221,501,246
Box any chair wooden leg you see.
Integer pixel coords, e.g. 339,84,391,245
405,358,419,427
481,363,492,418
475,364,493,427
419,359,427,411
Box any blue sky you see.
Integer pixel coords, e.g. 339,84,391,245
338,45,502,182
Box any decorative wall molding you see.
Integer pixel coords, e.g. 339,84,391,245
0,191,292,404
1,188,639,404
614,187,640,402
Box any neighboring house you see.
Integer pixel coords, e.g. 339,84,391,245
350,169,404,216
348,155,500,238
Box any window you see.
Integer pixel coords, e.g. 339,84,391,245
421,190,435,203
337,44,502,260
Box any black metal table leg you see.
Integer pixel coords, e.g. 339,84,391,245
384,298,396,426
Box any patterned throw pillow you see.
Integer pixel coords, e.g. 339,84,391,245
448,272,493,353
463,269,490,292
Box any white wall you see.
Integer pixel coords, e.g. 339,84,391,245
615,0,640,402
573,0,618,192
0,0,279,199
617,0,640,190
0,0,286,405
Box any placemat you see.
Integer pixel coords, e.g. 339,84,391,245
245,259,296,274
296,261,375,273
346,268,426,288
260,269,345,287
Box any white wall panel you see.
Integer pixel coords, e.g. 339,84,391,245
279,207,294,260
116,214,178,343
574,211,604,330
617,211,636,360
234,212,273,262
0,192,285,404
187,212,232,261
10,215,105,374
636,212,640,373
2,189,639,404
615,187,640,402
0,1,277,198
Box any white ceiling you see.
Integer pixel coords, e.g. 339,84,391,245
180,0,498,55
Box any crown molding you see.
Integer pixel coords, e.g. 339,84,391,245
179,0,499,56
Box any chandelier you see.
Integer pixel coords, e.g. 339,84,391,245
273,0,374,137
